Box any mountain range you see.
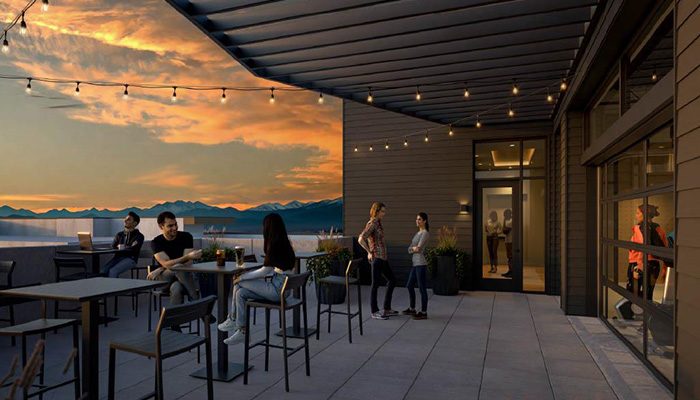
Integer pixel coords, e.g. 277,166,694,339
0,198,343,233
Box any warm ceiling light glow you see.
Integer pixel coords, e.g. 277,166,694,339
367,87,373,103
476,116,482,128
369,145,374,151
385,140,389,150
415,86,421,101
448,125,454,136
651,71,658,82
424,132,429,142
464,87,470,98
512,80,519,95
508,104,515,117
560,78,567,91
546,89,553,103
404,137,408,146
220,88,227,104
491,147,536,167
318,92,324,104
354,147,358,152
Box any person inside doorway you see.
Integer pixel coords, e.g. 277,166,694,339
501,209,513,278
627,204,668,300
485,210,502,273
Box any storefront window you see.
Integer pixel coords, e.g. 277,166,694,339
475,141,520,179
614,198,643,242
646,126,674,187
606,287,643,353
588,78,620,144
607,142,644,195
626,16,673,110
646,311,674,381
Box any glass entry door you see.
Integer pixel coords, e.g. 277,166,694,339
476,180,521,291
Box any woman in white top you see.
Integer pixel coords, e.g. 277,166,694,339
502,208,513,277
485,210,502,273
403,212,430,320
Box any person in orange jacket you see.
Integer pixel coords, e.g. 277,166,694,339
627,204,668,300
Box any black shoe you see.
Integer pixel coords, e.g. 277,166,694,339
502,271,512,277
402,308,416,316
413,312,428,320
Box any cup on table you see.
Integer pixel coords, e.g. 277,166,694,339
216,249,226,267
234,246,245,266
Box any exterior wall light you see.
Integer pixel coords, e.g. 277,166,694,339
460,203,471,215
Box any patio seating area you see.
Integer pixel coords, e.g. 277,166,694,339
0,286,669,399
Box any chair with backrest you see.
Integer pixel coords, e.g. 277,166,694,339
0,301,80,399
243,271,311,392
113,248,153,318
53,257,108,326
108,295,216,400
316,258,363,343
0,260,38,346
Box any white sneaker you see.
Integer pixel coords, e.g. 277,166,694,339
223,329,245,345
217,316,237,332
371,312,388,320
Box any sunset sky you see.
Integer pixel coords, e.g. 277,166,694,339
0,0,342,212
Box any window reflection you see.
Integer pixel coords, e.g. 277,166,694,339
606,288,643,352
627,17,673,109
588,79,620,143
646,126,674,187
608,142,644,195
614,198,643,241
647,312,674,381
523,140,545,177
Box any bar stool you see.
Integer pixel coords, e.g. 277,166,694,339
243,272,311,392
108,296,216,400
316,259,363,343
0,301,80,400
0,260,39,346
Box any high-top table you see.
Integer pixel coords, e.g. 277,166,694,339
277,251,327,339
173,261,263,381
0,277,167,400
56,248,129,275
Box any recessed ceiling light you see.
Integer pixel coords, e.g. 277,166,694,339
509,143,515,147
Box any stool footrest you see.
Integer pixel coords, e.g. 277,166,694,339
250,340,306,357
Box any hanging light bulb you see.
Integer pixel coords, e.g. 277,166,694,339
463,83,470,98
25,78,31,94
19,13,27,36
220,88,227,104
448,124,454,136
74,82,80,96
415,86,421,101
2,32,9,54
508,103,515,117
318,91,324,104
122,84,129,100
424,131,429,142
269,88,275,104
41,0,49,12
171,86,177,103
651,69,658,82
560,78,567,91
476,118,482,128
511,79,519,95
385,140,389,150
354,146,358,152
404,137,408,147
367,87,373,103
369,145,374,152
546,88,553,103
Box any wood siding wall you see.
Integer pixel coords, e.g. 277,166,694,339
548,128,562,295
343,100,552,282
674,0,700,398
559,112,596,315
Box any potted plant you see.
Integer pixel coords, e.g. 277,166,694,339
425,226,469,295
198,229,235,297
306,228,352,305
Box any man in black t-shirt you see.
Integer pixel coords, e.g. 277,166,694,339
147,211,202,305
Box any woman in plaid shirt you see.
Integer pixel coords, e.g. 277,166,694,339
359,202,397,320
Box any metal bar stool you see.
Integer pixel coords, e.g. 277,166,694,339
243,272,311,392
316,259,363,343
0,260,39,347
108,296,216,400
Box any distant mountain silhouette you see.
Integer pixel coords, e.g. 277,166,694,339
0,198,343,234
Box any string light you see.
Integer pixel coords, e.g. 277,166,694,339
511,79,519,95
171,86,177,102
424,131,429,142
404,137,408,147
25,78,31,94
74,81,80,96
220,88,227,104
507,103,515,117
651,69,658,82
369,145,374,151
269,87,275,104
546,89,553,103
122,84,129,100
19,13,27,36
415,86,421,101
463,83,470,98
367,87,373,103
476,116,482,128
354,146,358,152
41,0,49,12
2,32,9,54
448,124,454,136
385,140,389,150
318,91,324,104
560,78,567,91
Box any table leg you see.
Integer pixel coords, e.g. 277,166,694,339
92,254,101,275
81,301,100,400
277,258,316,339
190,274,248,382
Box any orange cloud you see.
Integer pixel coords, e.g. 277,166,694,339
0,194,76,202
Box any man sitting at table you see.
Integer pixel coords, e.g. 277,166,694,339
101,211,145,278
147,211,201,305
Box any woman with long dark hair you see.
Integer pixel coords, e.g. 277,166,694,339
628,204,668,300
403,212,430,319
221,213,296,345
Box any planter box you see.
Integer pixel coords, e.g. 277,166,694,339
432,255,459,296
315,259,347,305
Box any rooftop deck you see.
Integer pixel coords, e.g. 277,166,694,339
0,290,669,399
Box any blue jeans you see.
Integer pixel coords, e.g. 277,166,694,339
234,274,288,329
406,265,428,312
101,257,136,278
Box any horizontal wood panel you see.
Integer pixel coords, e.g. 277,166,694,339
677,246,700,279
677,0,700,27
677,5,700,54
677,33,700,80
677,63,700,108
676,157,700,190
676,126,700,162
677,188,700,218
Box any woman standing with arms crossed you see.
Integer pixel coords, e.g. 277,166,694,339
403,212,430,319
359,202,397,320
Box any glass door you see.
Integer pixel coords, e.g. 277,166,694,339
475,180,521,291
